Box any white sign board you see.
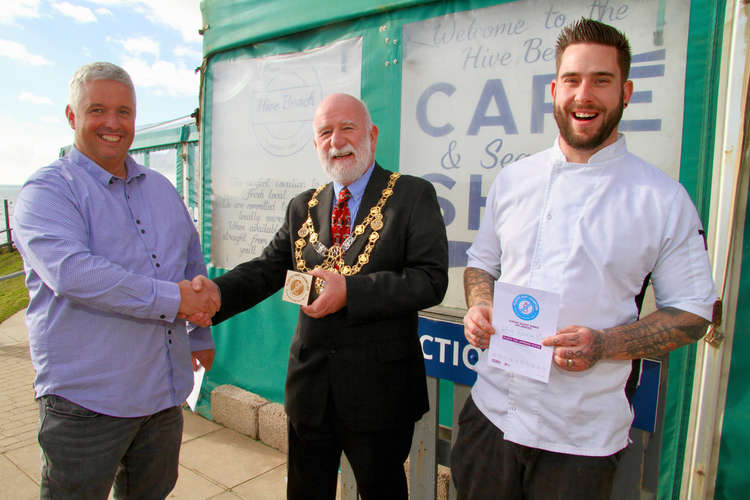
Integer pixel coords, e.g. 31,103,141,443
400,0,690,308
210,37,363,269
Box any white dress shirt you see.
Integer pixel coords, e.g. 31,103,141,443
467,135,716,456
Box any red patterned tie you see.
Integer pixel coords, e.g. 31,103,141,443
331,187,351,247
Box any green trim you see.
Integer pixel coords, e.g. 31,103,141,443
659,1,726,498
201,64,214,260
175,144,184,198
187,143,197,207
200,0,444,58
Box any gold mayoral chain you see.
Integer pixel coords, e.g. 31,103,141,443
294,172,401,277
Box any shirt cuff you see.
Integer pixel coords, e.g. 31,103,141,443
189,327,215,351
154,280,181,323
466,257,501,280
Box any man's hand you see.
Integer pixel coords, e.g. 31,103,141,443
463,305,495,349
177,276,220,327
542,325,605,372
192,349,216,371
301,268,346,318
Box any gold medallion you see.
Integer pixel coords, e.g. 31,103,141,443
282,270,314,305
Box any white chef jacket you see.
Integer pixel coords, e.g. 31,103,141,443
467,135,716,456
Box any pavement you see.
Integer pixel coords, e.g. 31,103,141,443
0,309,289,499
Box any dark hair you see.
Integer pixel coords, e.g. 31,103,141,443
555,18,631,80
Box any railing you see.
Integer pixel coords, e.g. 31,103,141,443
2,199,15,252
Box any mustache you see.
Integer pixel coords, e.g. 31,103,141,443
328,146,355,159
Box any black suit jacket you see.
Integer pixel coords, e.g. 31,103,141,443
213,164,449,431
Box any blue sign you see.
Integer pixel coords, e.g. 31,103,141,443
631,359,661,433
419,316,480,386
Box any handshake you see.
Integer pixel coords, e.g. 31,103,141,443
177,275,220,327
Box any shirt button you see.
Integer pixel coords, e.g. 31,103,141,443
140,229,145,234
155,263,160,268
546,213,552,220
169,339,172,344
136,219,141,224
160,314,166,319
152,254,157,259
108,179,114,185
168,330,172,335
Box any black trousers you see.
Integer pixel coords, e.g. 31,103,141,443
286,396,415,500
451,395,623,500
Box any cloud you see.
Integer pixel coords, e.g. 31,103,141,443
88,0,201,42
0,39,52,66
95,8,113,16
0,113,71,185
51,2,97,23
121,56,198,97
19,92,54,105
0,0,40,25
174,45,201,62
41,115,64,125
121,36,159,58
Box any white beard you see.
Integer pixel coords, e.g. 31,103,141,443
319,134,372,185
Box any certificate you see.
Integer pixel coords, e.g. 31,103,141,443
489,282,560,383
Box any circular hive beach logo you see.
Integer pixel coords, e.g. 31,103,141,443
284,273,311,304
253,65,323,157
512,294,539,321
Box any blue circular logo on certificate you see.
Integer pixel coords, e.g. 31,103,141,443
512,294,539,321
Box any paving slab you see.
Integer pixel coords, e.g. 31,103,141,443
231,463,287,500
183,409,223,443
166,465,226,499
4,441,40,484
180,428,286,490
0,454,38,500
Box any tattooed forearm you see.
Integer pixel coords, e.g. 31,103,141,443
603,307,710,360
464,267,495,308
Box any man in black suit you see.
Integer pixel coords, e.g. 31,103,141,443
194,93,448,499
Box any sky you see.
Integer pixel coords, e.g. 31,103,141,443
1,0,203,185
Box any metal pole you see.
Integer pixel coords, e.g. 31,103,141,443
3,199,13,251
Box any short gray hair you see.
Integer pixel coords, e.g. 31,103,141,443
69,62,135,109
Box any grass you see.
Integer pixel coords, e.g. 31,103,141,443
0,247,28,324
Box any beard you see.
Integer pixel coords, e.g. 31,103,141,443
319,133,372,185
554,93,624,152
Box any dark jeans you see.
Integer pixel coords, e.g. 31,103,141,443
286,396,415,500
451,395,623,500
38,395,183,500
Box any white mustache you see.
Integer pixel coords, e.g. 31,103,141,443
329,146,355,159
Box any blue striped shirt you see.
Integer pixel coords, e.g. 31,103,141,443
14,147,213,417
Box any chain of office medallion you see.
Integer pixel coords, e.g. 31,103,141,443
294,172,401,276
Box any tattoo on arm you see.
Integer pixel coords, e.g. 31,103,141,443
464,267,495,308
603,307,710,360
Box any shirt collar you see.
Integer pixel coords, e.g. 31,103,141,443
69,146,146,185
333,161,375,202
552,133,627,165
